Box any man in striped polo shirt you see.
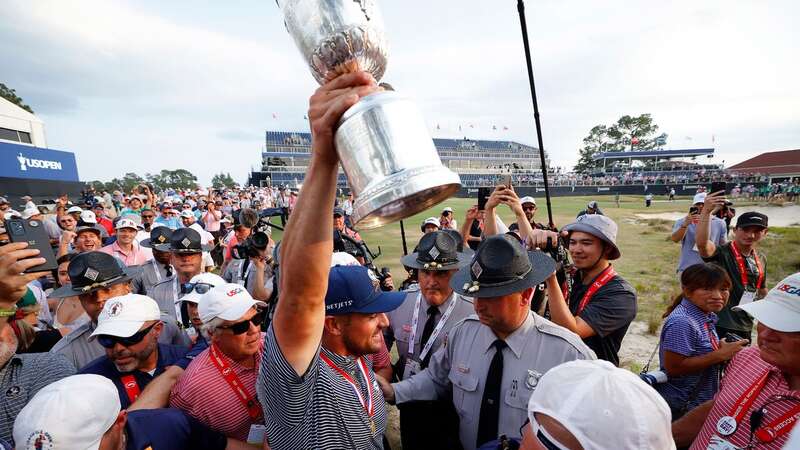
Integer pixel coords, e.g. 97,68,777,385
256,71,405,450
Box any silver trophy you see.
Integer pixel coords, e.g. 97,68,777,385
278,0,461,229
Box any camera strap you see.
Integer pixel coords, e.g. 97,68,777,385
240,259,253,288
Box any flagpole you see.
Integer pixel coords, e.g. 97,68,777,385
516,0,554,228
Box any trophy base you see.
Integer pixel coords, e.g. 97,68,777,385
350,165,462,230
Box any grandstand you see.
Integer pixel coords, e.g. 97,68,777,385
247,130,548,189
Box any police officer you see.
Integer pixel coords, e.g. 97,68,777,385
49,252,190,370
385,231,474,450
132,226,175,296
378,235,595,450
149,228,210,326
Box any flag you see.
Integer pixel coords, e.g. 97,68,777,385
437,124,440,130
303,114,308,120
631,137,639,145
459,125,462,131
273,113,278,119
712,134,715,143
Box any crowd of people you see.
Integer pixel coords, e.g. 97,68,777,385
0,72,798,449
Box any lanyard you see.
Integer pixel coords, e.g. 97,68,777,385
730,242,764,289
705,322,719,351
120,374,141,403
408,292,458,362
240,261,253,287
319,353,374,421
575,265,617,315
725,371,800,442
209,344,262,420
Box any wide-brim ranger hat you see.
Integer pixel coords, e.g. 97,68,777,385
167,227,211,253
324,265,405,315
734,272,800,332
562,214,621,260
140,226,173,251
50,251,139,298
401,231,470,271
451,234,556,298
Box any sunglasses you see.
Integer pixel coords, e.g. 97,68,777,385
218,310,265,335
97,323,157,349
522,205,537,211
181,282,215,295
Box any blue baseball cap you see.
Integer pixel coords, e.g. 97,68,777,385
324,266,405,315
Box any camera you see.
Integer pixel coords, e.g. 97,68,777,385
639,370,668,386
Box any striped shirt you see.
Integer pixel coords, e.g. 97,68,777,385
169,335,264,441
257,325,387,450
0,353,75,443
655,299,720,411
690,347,800,449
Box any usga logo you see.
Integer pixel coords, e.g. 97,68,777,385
777,283,800,296
17,153,63,171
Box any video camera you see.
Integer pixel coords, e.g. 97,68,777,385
333,230,393,291
231,208,278,261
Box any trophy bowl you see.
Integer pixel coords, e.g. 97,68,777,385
278,0,462,229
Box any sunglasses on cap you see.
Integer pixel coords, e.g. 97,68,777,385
181,282,215,295
521,417,571,450
218,310,266,335
97,323,157,349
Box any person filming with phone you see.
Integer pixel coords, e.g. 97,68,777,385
695,191,769,342
670,193,728,275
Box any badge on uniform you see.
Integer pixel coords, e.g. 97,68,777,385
403,360,421,380
457,363,469,374
525,370,542,389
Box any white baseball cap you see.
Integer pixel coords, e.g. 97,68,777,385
67,206,83,214
331,252,360,267
21,205,40,219
442,206,453,213
80,210,97,224
180,273,226,304
520,196,537,205
90,294,162,339
734,272,800,332
421,217,440,231
199,283,266,324
527,359,675,450
179,210,194,219
692,192,707,204
13,374,121,450
115,218,138,230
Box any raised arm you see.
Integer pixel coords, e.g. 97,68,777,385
696,191,726,258
272,72,380,376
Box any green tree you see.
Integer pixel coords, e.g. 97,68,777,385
573,114,666,172
0,83,33,113
211,172,238,189
146,169,198,191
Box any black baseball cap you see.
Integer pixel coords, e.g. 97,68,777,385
735,212,768,229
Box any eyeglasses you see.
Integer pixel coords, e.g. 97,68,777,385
181,282,215,295
218,310,265,335
97,323,157,348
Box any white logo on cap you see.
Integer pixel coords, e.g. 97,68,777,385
84,267,100,281
181,237,191,247
108,301,124,317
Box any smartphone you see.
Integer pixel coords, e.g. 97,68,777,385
477,187,492,211
6,218,58,273
710,181,726,195
724,333,744,343
502,174,512,189
689,206,699,215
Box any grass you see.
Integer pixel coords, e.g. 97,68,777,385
271,194,799,326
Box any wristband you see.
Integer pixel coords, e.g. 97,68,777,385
0,306,18,318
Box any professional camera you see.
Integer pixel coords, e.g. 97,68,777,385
333,230,393,291
231,208,274,261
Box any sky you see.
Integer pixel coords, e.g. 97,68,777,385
1,0,798,185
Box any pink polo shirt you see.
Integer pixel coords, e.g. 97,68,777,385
98,241,153,267
170,337,265,440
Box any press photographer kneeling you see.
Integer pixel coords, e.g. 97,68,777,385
222,215,275,302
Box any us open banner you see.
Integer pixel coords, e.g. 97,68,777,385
0,141,79,182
